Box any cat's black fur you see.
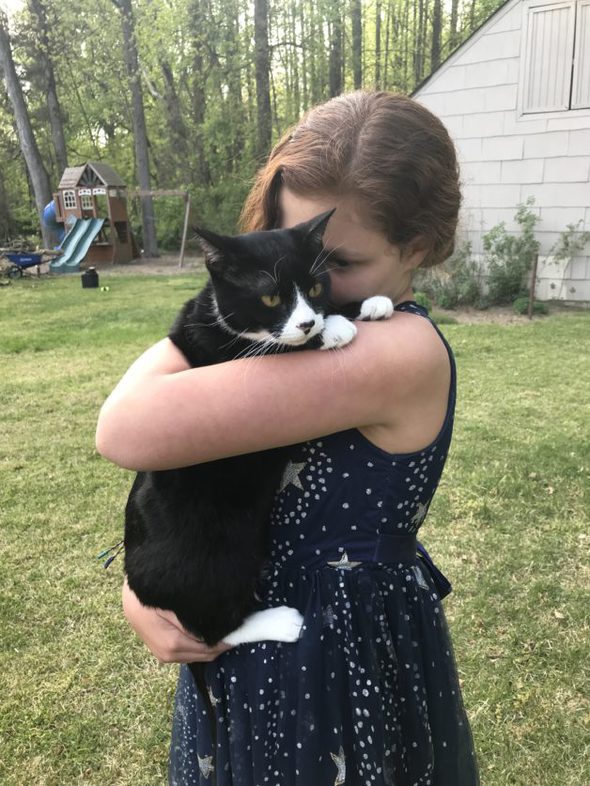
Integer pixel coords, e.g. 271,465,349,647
124,211,349,741
123,211,340,650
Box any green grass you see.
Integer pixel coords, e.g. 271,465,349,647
1,273,588,785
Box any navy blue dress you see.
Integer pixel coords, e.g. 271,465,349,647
169,302,480,785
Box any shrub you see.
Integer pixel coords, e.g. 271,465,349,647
483,197,540,305
415,241,483,309
548,221,590,263
513,296,549,316
413,291,432,311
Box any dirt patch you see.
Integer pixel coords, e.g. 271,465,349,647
436,307,532,325
101,255,206,276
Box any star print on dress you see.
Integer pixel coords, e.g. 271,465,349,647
322,604,336,627
207,686,220,706
168,303,481,786
279,460,306,492
411,501,429,525
197,755,214,778
330,746,346,785
327,551,362,570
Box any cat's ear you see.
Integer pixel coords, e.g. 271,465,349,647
192,226,228,267
298,208,336,247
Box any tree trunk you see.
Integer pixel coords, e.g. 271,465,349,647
28,0,68,175
450,0,459,51
328,3,343,97
300,0,308,108
224,6,245,173
290,0,301,120
413,0,425,86
188,0,210,186
431,0,442,71
0,11,52,247
351,0,362,89
470,0,477,32
254,0,271,160
375,0,382,88
113,0,158,257
160,60,189,165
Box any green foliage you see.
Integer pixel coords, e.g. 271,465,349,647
1,0,511,247
548,220,590,263
512,296,549,316
482,197,540,306
415,241,484,309
413,290,432,311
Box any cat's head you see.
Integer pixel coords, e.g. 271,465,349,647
193,210,335,347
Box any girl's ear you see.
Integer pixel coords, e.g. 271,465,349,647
401,236,430,270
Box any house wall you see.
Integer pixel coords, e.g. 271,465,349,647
413,0,590,301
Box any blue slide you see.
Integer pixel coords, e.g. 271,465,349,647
50,218,105,273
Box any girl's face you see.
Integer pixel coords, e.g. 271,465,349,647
279,187,426,306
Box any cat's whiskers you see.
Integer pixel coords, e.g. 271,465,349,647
259,268,278,287
273,256,285,285
231,334,277,361
311,242,346,276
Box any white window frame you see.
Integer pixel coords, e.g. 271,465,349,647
518,0,590,115
79,189,93,210
571,0,590,108
63,189,77,209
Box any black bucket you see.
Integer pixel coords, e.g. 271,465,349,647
81,267,99,289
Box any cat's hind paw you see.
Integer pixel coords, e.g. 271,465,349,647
358,296,395,321
222,606,304,646
319,315,357,350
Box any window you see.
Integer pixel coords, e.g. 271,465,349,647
79,189,93,210
63,190,77,209
522,0,590,113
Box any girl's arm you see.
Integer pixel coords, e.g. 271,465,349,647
122,578,232,663
96,313,443,471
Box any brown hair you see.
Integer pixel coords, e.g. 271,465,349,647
239,90,461,268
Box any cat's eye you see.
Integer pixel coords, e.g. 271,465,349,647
308,283,323,297
261,294,281,307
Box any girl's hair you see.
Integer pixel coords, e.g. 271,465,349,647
239,90,461,268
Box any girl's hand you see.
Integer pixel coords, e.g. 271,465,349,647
122,578,232,663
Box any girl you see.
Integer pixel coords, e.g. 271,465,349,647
96,90,480,785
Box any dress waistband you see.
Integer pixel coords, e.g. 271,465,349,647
373,534,453,599
371,532,417,563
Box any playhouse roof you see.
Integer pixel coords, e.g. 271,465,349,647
58,162,126,190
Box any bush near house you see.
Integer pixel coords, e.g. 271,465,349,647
419,198,590,311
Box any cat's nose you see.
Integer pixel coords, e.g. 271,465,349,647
297,320,316,335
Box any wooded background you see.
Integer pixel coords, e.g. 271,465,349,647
0,0,505,253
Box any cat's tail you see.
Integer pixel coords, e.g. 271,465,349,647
188,662,218,759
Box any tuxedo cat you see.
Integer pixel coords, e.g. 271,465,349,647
124,209,393,644
123,210,393,728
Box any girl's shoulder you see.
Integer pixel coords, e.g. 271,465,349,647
354,305,453,454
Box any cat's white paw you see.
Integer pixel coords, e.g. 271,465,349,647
222,606,304,646
319,315,357,350
359,295,395,321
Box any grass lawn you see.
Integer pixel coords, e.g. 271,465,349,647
1,273,588,785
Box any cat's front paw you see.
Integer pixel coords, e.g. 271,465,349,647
320,315,357,350
222,606,304,646
358,295,395,321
